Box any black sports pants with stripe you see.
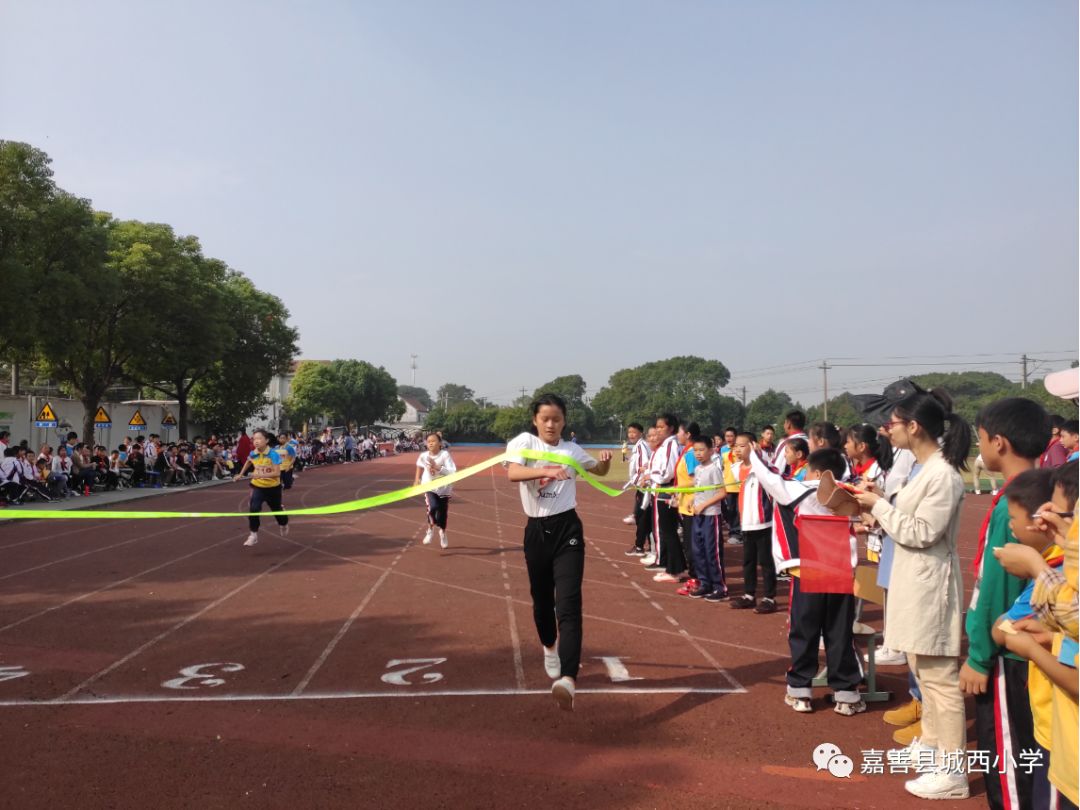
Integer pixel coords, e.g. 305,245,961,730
524,509,585,679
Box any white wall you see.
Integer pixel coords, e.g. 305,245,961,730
0,395,205,448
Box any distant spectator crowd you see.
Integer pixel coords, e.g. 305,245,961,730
0,426,409,506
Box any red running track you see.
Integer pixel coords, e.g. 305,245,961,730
0,450,993,809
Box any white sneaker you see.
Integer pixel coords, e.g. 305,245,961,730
888,737,934,761
243,532,258,547
991,489,999,497
552,676,575,711
423,528,433,545
439,529,448,549
543,645,561,678
622,514,635,524
639,554,656,565
866,646,907,666
834,698,867,717
904,770,970,800
279,524,289,538
784,694,812,713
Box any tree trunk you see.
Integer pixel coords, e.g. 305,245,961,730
81,394,99,446
177,379,190,440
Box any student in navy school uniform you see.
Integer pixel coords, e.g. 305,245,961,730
750,445,865,716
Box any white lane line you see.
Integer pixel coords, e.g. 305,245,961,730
490,467,526,690
0,684,745,707
291,531,417,696
276,525,788,659
0,519,217,583
53,543,314,703
679,629,746,692
0,476,349,583
600,527,748,691
0,534,243,633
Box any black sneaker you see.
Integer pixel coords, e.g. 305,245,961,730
688,586,710,599
624,547,646,557
644,563,665,571
777,571,792,581
703,590,729,602
730,594,756,610
754,597,778,614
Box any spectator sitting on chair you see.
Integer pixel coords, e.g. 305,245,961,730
0,448,27,504
49,445,72,496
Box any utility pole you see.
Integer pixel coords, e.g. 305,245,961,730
410,354,418,386
739,386,747,409
819,359,831,421
520,386,527,401
1021,354,1029,389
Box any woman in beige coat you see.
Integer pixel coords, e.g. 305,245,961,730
854,389,973,802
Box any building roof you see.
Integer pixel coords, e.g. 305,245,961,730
400,396,429,412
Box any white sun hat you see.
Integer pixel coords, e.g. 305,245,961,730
1044,367,1079,400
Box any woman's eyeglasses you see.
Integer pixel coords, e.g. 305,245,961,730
880,420,908,431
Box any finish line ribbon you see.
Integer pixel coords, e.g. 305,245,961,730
0,449,734,520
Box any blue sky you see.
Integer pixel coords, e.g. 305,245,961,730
3,1,1077,405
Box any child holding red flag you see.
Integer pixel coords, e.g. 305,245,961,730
748,444,863,714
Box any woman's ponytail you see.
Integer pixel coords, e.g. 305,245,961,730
940,408,973,471
893,388,972,471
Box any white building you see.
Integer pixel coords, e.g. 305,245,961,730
398,396,429,426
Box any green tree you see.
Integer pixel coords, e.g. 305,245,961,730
32,206,142,443
286,359,403,428
591,356,732,435
0,141,57,358
806,393,863,429
284,361,336,427
533,374,594,440
189,274,298,433
397,385,433,410
123,229,234,438
491,405,532,440
745,389,798,433
435,383,474,408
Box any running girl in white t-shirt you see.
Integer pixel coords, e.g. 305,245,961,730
504,394,612,711
414,432,457,548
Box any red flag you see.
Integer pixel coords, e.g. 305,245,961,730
797,514,854,594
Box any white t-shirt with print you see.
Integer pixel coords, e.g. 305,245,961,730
416,450,456,497
504,433,597,518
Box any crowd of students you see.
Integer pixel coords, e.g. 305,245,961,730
619,395,1078,806
0,425,400,507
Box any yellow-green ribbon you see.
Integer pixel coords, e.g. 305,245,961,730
0,449,735,520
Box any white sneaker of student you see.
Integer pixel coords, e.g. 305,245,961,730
543,645,561,679
904,769,970,800
243,532,258,547
552,676,575,711
866,646,907,666
439,529,448,549
423,528,433,545
279,524,289,538
784,694,812,713
621,514,635,524
640,554,656,565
